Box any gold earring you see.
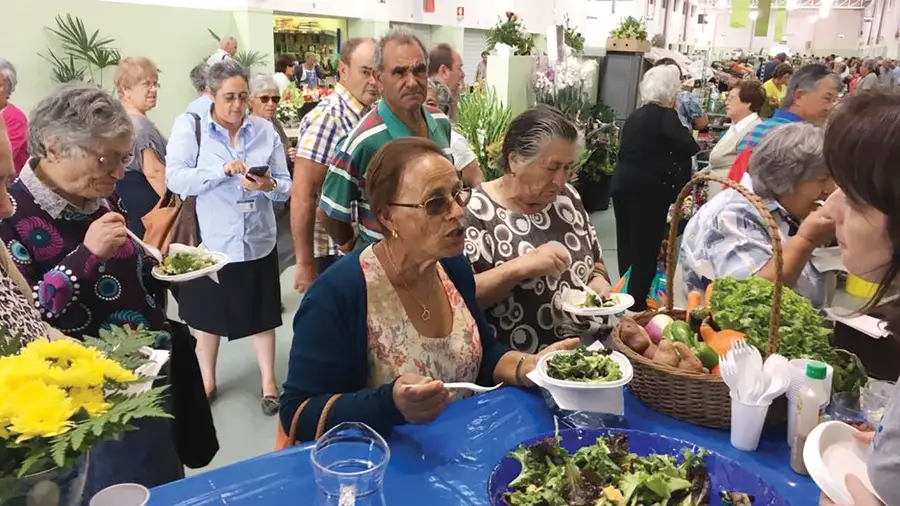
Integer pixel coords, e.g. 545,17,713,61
392,229,399,239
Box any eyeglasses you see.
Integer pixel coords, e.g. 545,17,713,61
258,95,281,104
388,186,471,216
82,146,134,168
223,92,250,103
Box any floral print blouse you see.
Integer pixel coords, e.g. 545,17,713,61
360,246,481,392
0,162,168,339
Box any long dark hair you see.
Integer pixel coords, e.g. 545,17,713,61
824,92,900,330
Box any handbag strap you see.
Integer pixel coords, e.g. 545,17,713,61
161,113,203,202
286,394,344,446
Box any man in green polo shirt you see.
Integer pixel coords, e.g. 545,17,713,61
319,28,452,249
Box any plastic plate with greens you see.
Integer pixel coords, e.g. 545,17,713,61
545,347,623,385
562,288,635,317
488,428,787,506
151,244,229,283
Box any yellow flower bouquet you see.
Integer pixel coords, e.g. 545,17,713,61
0,326,169,503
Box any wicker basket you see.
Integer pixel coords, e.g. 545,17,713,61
612,174,785,429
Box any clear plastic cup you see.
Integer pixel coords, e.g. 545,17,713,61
89,483,149,506
863,380,895,427
731,396,771,451
311,422,390,503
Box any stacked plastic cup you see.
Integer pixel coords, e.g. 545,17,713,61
730,393,771,451
786,359,834,448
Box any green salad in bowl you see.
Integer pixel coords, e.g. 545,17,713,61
159,252,218,276
545,348,623,384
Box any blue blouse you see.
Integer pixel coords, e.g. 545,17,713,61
280,250,512,442
165,113,291,263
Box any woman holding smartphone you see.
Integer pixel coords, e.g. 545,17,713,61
166,60,291,416
820,92,900,506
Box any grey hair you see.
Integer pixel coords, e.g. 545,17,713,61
207,59,249,94
0,58,17,94
27,83,133,159
748,123,826,200
249,73,278,96
374,27,428,71
220,36,237,49
862,59,877,72
427,78,453,114
639,65,680,107
783,64,841,109
190,62,209,92
498,104,581,172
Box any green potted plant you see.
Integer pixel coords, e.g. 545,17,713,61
607,16,651,53
564,16,585,54
40,14,121,86
457,86,513,182
486,12,535,56
576,103,618,212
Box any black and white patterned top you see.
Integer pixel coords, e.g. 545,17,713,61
462,184,603,353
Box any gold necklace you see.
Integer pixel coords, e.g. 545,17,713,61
382,242,435,321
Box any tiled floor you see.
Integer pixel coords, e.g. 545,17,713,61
180,208,619,475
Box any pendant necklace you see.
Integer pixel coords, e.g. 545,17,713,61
383,242,434,321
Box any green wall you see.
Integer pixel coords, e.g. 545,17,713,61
2,0,275,135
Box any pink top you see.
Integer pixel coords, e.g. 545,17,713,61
1,104,28,174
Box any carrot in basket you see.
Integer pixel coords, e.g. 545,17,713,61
704,282,714,307
686,291,703,321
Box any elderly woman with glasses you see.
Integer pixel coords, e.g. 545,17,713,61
0,83,185,496
280,137,576,442
114,56,167,237
249,73,296,174
462,105,611,352
0,58,27,173
166,60,291,415
680,122,835,307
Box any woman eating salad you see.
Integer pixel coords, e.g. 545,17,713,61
819,92,900,505
280,138,578,443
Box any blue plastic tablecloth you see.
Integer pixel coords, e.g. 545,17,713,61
149,388,819,505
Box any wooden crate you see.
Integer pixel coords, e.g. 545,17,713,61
605,38,652,53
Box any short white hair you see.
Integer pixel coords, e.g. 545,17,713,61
220,36,237,49
249,73,278,96
640,65,680,107
0,58,17,94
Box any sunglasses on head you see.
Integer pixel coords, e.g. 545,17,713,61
388,186,471,216
258,95,281,104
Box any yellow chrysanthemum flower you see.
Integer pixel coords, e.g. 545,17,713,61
69,387,111,417
6,380,76,442
0,424,10,440
97,357,138,384
21,338,102,367
44,360,106,389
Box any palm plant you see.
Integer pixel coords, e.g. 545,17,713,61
457,87,513,182
40,14,120,85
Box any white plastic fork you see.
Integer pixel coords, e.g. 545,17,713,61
442,382,503,393
101,199,163,263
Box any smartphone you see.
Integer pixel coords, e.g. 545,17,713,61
247,165,268,177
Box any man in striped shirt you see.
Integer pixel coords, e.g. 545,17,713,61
320,28,453,249
290,38,379,292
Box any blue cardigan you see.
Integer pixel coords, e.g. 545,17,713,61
280,250,512,441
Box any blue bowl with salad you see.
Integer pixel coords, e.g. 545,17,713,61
488,428,788,506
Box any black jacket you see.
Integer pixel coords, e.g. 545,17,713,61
611,103,700,199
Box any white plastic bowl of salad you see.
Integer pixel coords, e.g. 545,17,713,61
527,343,634,414
151,243,229,283
560,287,635,317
